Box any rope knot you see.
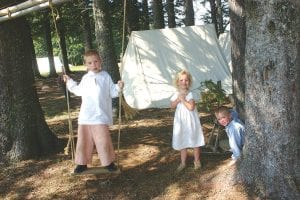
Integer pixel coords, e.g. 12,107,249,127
7,8,11,18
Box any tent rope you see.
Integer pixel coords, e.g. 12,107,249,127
48,0,75,161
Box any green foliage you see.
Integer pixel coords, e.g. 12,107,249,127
198,80,228,111
28,2,88,64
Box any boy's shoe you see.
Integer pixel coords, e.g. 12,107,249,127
176,163,186,172
194,161,202,170
74,165,87,173
105,162,117,172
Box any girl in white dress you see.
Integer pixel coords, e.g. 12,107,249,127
170,70,205,172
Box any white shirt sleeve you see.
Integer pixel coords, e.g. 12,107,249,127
108,75,121,98
66,78,83,96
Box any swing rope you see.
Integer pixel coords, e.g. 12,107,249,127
49,0,132,168
116,0,127,168
48,0,75,161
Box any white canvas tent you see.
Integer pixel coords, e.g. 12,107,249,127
121,24,232,110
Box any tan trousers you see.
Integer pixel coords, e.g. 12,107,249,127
74,124,115,166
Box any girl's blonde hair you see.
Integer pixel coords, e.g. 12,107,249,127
174,70,192,89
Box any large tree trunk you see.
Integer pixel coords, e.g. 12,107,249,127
239,1,300,198
166,0,176,28
152,0,165,29
184,0,195,26
93,0,120,82
229,0,246,121
0,17,58,163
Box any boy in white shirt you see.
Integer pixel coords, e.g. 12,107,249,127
64,49,123,173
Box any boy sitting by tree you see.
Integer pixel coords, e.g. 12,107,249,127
214,106,245,161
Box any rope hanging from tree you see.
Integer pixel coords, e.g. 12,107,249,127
116,0,127,168
48,0,75,161
49,0,133,169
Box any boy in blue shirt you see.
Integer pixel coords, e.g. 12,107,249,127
215,106,245,160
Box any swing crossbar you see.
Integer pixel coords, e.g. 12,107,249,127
0,0,71,23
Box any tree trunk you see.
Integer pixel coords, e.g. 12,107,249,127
166,0,176,28
43,10,57,77
141,0,150,30
57,8,71,74
152,0,165,29
184,0,195,26
216,0,224,34
0,17,58,163
239,1,300,198
93,0,120,82
126,0,140,33
229,0,246,121
209,0,219,36
81,8,93,51
30,33,42,78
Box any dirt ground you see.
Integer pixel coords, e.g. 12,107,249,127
0,72,254,200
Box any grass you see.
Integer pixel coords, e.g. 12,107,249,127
39,65,86,77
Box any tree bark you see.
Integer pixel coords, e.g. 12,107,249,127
0,17,58,163
239,1,300,198
209,0,219,36
93,0,120,82
43,10,57,77
216,0,224,34
166,0,176,28
184,0,195,26
126,0,140,33
57,7,71,74
81,8,93,51
30,32,43,78
141,0,150,30
152,0,165,29
229,0,246,121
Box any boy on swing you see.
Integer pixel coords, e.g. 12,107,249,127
64,49,124,173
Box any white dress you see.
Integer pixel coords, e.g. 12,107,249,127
171,91,205,150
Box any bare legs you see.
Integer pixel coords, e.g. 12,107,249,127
180,147,200,164
193,147,200,162
178,147,201,171
180,149,188,165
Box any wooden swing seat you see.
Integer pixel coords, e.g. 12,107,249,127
71,166,121,176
